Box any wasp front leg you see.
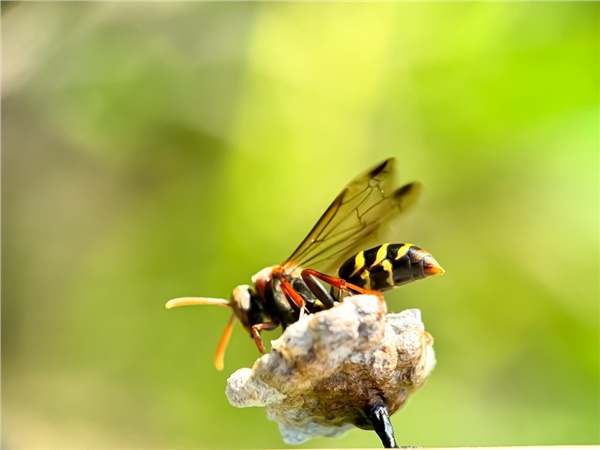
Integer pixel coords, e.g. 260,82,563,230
251,321,279,354
280,278,315,321
280,279,307,310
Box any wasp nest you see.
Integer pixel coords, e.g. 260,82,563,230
225,295,435,447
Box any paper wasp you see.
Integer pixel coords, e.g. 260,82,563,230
166,158,443,370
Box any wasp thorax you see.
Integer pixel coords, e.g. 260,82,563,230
251,266,276,297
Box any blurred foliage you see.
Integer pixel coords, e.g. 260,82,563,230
2,2,598,448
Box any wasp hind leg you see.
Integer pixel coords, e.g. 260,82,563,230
300,271,336,309
301,269,384,303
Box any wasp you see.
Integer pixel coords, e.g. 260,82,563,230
166,158,444,370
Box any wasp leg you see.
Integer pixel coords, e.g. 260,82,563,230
369,404,398,448
301,268,384,301
300,270,335,308
251,321,279,354
280,279,309,321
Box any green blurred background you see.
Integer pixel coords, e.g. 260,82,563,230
2,2,598,448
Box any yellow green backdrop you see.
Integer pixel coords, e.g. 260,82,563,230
3,2,598,448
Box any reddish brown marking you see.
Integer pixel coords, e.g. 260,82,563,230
253,268,273,299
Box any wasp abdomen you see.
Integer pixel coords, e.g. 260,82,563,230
337,243,443,292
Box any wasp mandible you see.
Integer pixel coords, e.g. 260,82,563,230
166,158,444,370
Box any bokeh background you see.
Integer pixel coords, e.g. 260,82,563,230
2,2,598,448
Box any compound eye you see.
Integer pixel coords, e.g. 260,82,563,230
232,285,252,311
231,284,260,328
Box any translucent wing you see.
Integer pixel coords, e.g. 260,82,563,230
282,158,422,274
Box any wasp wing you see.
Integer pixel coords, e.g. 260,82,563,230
282,158,422,274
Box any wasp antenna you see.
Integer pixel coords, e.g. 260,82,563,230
165,297,230,309
214,313,236,371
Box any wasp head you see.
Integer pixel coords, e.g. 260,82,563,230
229,284,265,333
165,268,274,371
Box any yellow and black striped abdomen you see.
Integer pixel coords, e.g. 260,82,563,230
337,243,443,292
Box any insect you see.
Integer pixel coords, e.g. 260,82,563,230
166,158,443,370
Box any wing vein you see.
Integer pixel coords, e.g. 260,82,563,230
282,159,421,275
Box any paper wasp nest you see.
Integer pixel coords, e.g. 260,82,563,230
226,295,436,445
